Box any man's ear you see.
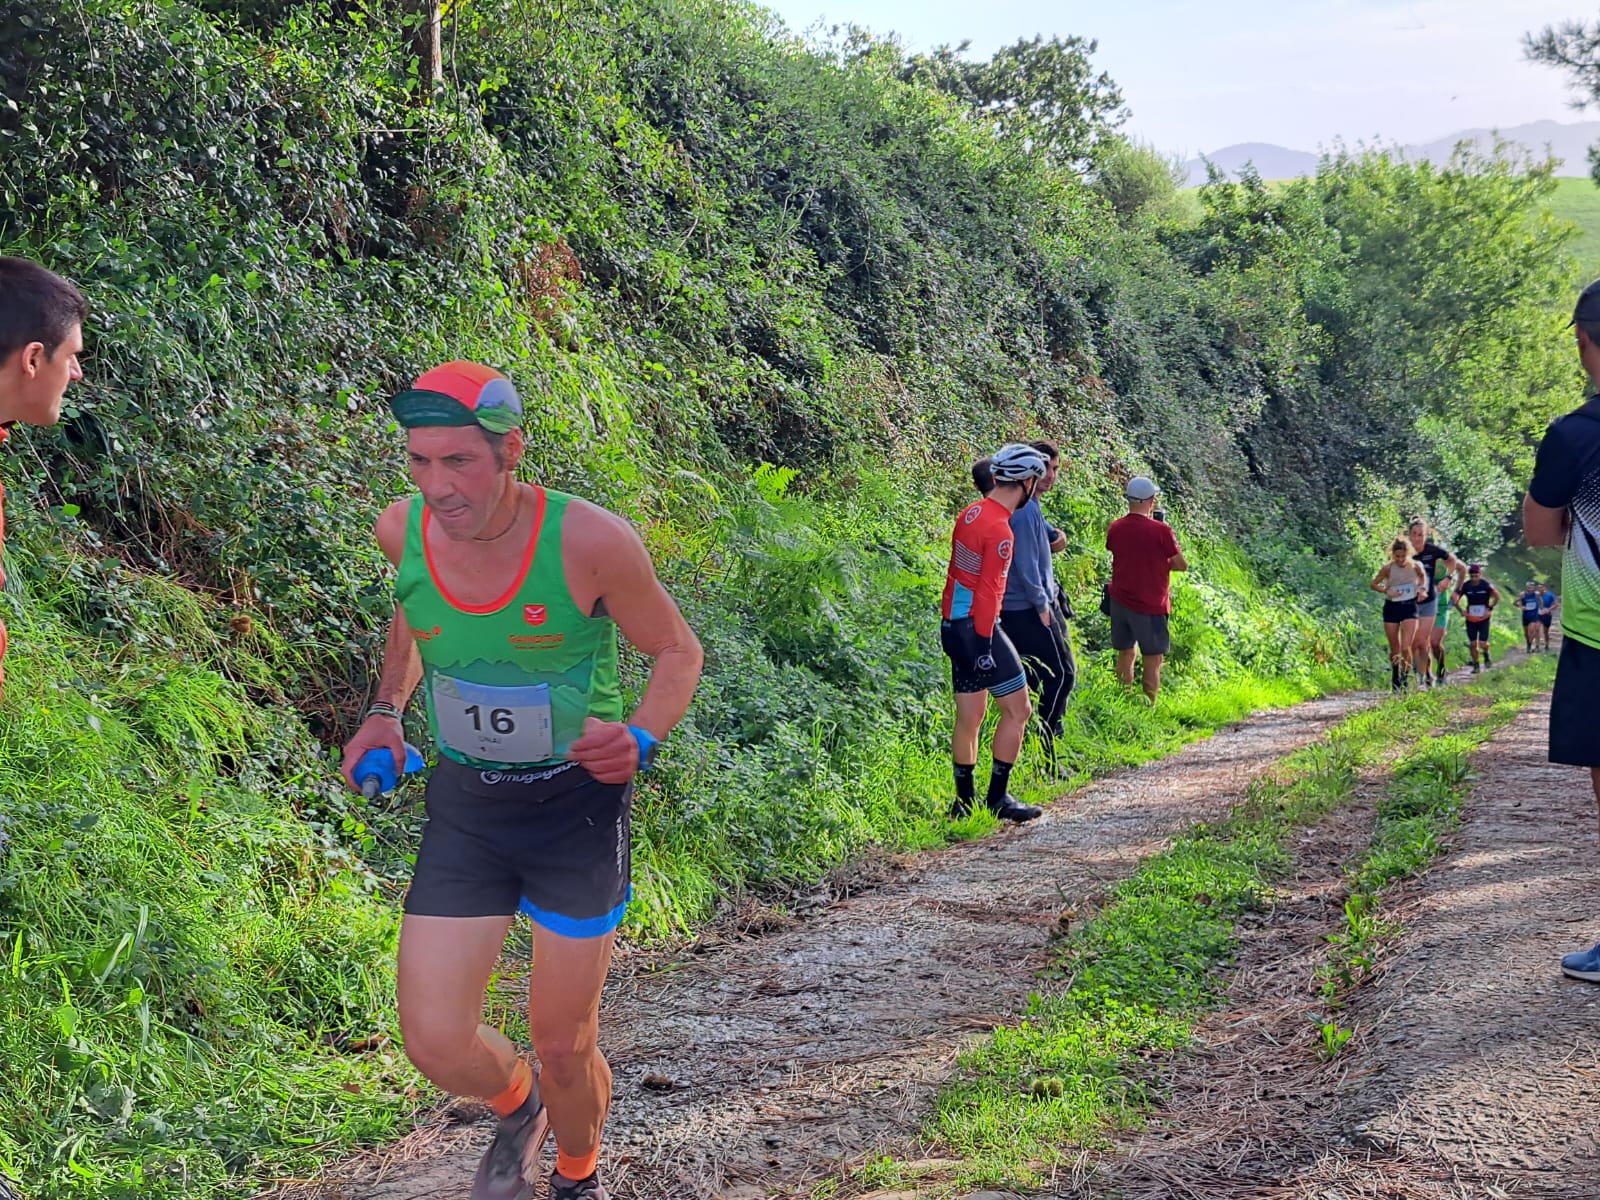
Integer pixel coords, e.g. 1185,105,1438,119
504,427,526,472
0,344,40,379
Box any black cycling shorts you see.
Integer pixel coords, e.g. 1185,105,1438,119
1382,599,1418,624
406,756,632,937
940,618,1027,697
1552,636,1600,768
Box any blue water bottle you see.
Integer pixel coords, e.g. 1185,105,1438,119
353,743,426,799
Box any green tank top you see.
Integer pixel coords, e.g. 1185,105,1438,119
395,486,623,768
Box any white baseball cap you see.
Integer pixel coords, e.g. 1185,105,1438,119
1125,476,1159,501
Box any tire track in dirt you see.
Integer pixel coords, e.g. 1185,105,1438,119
1085,682,1600,1200
278,691,1378,1200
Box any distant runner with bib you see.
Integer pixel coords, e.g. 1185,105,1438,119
941,444,1047,823
1371,538,1426,690
1518,581,1542,652
1406,518,1463,689
1538,583,1558,650
340,362,703,1200
1453,563,1500,673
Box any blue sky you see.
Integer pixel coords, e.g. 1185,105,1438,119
757,0,1588,157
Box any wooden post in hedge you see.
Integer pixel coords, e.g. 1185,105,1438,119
410,0,442,95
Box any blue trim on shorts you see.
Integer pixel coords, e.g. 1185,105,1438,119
989,672,1028,698
519,887,631,938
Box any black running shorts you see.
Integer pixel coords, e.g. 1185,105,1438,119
405,757,632,937
1466,619,1491,643
1108,596,1171,655
1382,599,1418,624
940,618,1027,696
1551,636,1600,768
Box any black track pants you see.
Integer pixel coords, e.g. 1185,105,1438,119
999,606,1076,738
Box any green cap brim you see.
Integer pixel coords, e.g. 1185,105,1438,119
390,389,521,434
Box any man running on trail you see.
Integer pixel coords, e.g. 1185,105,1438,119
1518,580,1542,652
1538,583,1559,651
1406,518,1464,689
942,444,1048,823
1525,281,1600,981
0,257,87,699
339,361,704,1200
1452,563,1499,673
1106,476,1187,703
999,441,1075,775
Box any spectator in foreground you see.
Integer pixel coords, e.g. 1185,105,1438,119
1105,476,1187,703
1525,279,1600,983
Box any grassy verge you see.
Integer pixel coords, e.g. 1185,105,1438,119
1316,653,1557,1009
872,657,1551,1194
0,598,416,1199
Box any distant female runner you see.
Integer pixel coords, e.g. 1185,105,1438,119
1371,538,1427,690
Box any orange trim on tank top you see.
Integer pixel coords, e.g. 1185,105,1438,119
422,485,546,615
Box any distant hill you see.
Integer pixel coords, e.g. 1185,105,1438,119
1183,119,1600,187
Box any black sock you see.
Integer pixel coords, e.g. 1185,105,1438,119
954,762,976,802
985,758,1014,807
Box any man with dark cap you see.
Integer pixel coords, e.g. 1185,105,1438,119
1526,282,1600,983
0,257,87,698
340,362,704,1199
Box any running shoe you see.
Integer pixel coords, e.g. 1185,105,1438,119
471,1089,550,1200
948,796,973,820
1561,943,1600,982
1484,649,1492,666
549,1170,610,1199
989,793,1043,822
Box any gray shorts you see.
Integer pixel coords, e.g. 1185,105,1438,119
1108,596,1171,655
1415,595,1439,619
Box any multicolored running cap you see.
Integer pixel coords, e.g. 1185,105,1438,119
389,361,522,434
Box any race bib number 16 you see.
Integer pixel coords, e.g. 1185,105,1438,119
432,674,554,763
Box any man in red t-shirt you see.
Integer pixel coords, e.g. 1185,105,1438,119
1105,476,1187,701
0,257,88,697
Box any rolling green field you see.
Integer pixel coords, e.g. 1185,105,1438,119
1180,173,1600,282
1547,175,1600,283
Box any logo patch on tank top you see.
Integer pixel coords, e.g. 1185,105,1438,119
412,625,443,642
524,604,547,626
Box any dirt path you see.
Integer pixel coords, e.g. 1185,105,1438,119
1092,687,1600,1200
282,691,1376,1200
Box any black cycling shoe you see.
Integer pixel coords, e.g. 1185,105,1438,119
549,1170,610,1199
949,796,974,819
471,1086,549,1200
988,793,1043,822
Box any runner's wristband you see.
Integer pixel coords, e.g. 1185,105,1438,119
628,725,661,771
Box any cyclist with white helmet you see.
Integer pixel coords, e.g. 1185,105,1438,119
941,444,1048,822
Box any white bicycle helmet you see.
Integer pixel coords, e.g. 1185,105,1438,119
989,443,1048,483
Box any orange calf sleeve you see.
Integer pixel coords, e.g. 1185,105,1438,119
555,1147,600,1182
487,1058,533,1119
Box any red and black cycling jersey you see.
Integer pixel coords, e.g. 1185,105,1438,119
941,498,1014,637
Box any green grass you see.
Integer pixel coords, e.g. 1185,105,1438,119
899,656,1552,1193
1319,654,1556,1005
1546,175,1600,283
0,591,417,1199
